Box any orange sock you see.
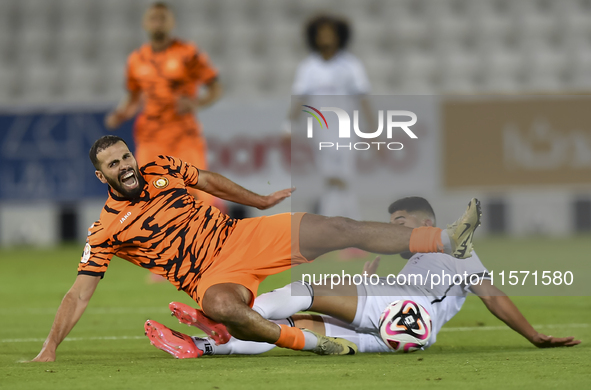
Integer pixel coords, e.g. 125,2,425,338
409,226,444,254
275,324,306,350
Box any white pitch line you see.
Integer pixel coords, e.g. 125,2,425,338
0,307,172,315
440,323,589,332
1,323,588,344
1,335,148,343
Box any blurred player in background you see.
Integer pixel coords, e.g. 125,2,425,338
105,2,222,208
285,15,374,223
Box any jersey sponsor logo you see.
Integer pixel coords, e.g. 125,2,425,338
153,177,169,189
81,243,91,263
120,211,132,224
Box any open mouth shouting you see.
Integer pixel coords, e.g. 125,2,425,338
110,167,145,199
120,169,139,191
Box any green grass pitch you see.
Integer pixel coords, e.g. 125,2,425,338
1,237,590,390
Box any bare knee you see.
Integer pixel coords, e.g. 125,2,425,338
202,285,281,343
201,285,250,324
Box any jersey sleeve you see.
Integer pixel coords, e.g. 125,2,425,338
291,60,312,96
185,45,218,85
147,155,200,187
458,251,492,293
178,158,200,186
77,221,115,278
125,53,141,93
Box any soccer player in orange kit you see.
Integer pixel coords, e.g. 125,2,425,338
30,136,481,361
105,2,221,207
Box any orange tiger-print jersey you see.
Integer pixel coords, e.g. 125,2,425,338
126,39,218,144
78,156,236,294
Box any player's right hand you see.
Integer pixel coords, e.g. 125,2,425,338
530,332,581,348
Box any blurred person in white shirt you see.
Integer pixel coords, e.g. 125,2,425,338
285,15,374,229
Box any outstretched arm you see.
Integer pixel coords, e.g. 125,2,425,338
30,274,101,362
471,281,580,348
193,170,294,210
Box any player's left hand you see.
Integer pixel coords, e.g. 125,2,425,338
363,256,381,276
257,188,296,210
530,332,581,348
177,96,198,114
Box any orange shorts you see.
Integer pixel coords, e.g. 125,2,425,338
135,137,208,170
191,212,311,307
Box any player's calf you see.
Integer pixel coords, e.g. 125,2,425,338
202,283,359,355
202,285,279,343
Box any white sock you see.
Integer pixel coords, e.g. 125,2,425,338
302,330,319,350
200,319,294,355
253,281,314,320
192,337,215,355
440,230,452,254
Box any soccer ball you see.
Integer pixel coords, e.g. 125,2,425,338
378,299,432,353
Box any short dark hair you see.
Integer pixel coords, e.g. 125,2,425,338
150,2,171,11
305,14,351,52
388,197,436,223
89,135,129,170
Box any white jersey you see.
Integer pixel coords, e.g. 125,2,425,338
292,51,370,96
292,51,371,181
349,252,491,353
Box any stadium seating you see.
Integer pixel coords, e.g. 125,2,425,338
0,0,589,105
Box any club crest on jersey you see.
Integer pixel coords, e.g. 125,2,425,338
166,59,180,71
153,177,169,189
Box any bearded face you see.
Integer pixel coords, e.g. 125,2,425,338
103,163,145,199
94,142,145,200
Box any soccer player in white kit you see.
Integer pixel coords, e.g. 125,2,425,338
164,197,579,356
285,15,373,221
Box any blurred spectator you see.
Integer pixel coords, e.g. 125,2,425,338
285,15,374,220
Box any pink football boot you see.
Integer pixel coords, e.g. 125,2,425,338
169,302,231,345
144,320,203,359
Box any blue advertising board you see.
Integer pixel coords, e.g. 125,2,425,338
0,109,134,201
